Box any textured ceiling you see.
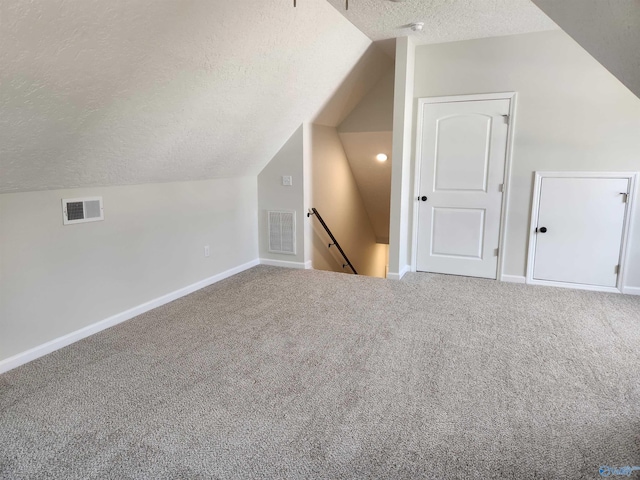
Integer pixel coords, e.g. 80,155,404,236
326,0,558,45
532,0,640,99
0,0,375,193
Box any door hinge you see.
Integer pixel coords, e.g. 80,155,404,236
615,265,620,275
502,114,509,125
620,192,629,203
498,183,504,193
494,247,499,257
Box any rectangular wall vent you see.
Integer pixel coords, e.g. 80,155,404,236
62,197,104,225
268,211,296,255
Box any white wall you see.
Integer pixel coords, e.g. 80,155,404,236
338,131,393,243
311,124,387,278
258,126,306,266
388,37,416,279
405,30,640,286
0,177,258,362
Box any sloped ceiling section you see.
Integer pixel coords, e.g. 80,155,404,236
0,0,373,193
313,45,393,127
338,68,394,133
532,0,640,99
338,67,395,244
326,0,558,45
339,131,392,244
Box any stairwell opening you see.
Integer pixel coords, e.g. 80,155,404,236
309,52,395,278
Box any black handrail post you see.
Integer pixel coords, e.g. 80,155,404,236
308,208,358,275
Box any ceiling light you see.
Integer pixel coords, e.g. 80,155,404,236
376,153,388,162
410,22,425,32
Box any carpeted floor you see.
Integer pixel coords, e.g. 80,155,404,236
1,266,639,479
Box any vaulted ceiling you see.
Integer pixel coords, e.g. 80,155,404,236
326,0,558,45
0,0,375,193
532,0,640,99
8,0,633,196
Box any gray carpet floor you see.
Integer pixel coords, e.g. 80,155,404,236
1,266,639,479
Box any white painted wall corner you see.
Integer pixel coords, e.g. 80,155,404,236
501,274,526,284
622,286,640,296
387,265,411,281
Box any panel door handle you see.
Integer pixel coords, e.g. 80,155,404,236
420,196,428,202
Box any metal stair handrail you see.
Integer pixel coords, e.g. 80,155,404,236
307,208,357,275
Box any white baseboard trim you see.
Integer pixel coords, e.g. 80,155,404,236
526,278,620,294
260,258,309,269
501,274,526,284
622,286,640,296
304,260,313,270
387,265,411,281
0,259,260,375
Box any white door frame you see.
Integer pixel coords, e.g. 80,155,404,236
410,92,518,280
526,171,638,293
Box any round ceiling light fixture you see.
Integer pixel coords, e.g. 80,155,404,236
376,153,388,162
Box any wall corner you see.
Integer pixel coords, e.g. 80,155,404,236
389,37,416,275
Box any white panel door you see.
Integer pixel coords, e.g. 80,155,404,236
533,177,629,287
416,99,510,279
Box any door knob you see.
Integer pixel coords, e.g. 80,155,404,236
538,227,547,233
420,196,428,202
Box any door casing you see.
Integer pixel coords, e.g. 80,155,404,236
526,171,638,293
410,92,518,279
